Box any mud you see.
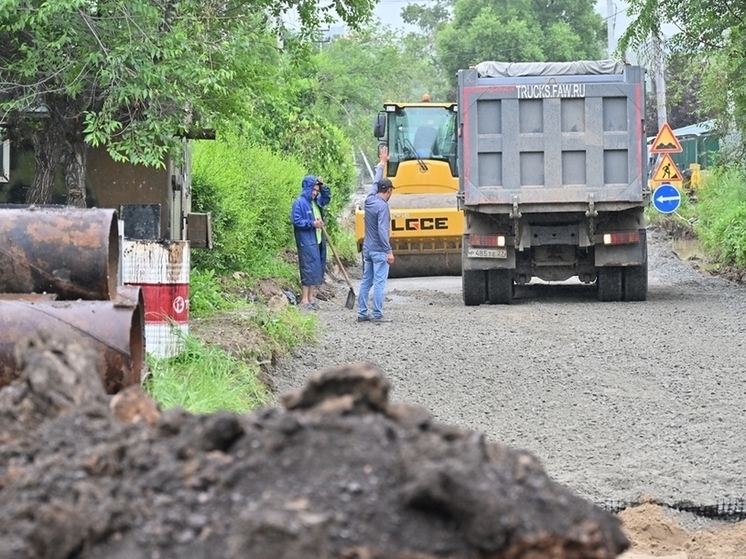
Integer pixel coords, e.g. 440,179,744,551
0,334,628,559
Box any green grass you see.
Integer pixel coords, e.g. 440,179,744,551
144,274,318,413
189,269,246,318
244,258,300,290
694,169,746,267
248,304,317,356
144,334,269,414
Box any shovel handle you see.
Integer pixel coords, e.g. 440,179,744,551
321,226,354,289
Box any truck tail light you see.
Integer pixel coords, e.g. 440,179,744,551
469,234,506,247
602,231,640,245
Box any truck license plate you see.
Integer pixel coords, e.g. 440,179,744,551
467,248,507,259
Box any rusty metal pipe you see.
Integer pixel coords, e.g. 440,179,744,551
0,287,144,394
0,206,119,300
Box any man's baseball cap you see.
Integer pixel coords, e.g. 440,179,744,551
377,178,395,192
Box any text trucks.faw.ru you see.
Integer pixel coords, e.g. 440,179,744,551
457,60,650,305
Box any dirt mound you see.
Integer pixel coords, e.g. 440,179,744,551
0,335,629,559
618,503,746,559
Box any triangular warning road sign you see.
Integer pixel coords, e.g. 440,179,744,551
650,122,683,153
651,153,682,182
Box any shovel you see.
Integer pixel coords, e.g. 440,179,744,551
322,225,356,310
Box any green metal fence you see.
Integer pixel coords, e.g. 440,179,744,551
671,135,720,170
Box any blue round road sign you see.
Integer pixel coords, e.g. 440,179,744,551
652,183,681,214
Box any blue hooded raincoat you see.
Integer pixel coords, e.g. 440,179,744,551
291,175,331,286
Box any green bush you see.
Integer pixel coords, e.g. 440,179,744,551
694,168,746,267
332,228,359,264
191,133,304,273
284,118,357,235
191,129,358,275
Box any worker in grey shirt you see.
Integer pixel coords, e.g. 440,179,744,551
357,146,395,323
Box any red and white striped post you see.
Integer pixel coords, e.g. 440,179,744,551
121,240,190,358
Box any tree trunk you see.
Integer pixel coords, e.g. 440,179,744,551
65,139,87,208
27,122,64,204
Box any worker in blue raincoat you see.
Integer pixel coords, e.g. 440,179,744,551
291,175,331,310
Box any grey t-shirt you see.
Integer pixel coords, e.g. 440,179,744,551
363,165,392,253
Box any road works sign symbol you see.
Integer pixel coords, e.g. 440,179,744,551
650,122,683,153
651,153,682,182
652,183,681,214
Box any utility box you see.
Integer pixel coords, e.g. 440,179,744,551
120,204,161,240
187,212,213,249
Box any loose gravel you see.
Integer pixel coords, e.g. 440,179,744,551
273,228,746,508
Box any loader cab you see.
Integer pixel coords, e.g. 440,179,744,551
358,100,464,277
374,103,458,179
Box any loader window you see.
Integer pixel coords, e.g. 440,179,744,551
388,106,457,174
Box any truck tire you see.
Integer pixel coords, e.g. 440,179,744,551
623,260,648,301
462,270,487,306
487,269,514,305
597,267,623,302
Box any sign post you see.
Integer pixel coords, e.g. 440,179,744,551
651,183,681,214
649,123,684,191
651,153,683,191
650,123,683,153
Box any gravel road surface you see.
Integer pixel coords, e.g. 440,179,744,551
274,228,746,508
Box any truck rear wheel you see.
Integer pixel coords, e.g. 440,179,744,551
597,267,623,302
487,269,514,305
462,270,487,306
623,260,648,301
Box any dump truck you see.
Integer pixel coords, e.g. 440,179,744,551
355,99,462,277
457,60,650,304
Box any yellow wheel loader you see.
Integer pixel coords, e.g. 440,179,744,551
355,99,463,277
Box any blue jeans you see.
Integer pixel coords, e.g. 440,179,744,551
358,248,390,319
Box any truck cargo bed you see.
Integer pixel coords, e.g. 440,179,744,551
458,62,647,207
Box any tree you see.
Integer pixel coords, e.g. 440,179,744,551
435,0,605,86
313,24,450,165
659,53,714,131
401,0,455,34
0,0,376,206
619,0,746,158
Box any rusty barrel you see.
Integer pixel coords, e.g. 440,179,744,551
0,286,145,394
0,206,119,300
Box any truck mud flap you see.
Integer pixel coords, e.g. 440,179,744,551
487,269,514,304
462,270,486,306
594,230,647,267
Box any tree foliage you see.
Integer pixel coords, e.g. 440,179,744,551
312,24,450,167
0,0,376,204
619,0,746,159
434,0,605,86
401,0,455,33
645,52,715,134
